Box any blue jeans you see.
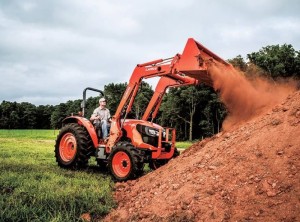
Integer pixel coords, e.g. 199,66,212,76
101,120,110,138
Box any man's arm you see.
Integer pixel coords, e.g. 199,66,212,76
90,108,100,121
107,109,111,122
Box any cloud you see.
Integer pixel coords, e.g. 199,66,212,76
0,0,299,105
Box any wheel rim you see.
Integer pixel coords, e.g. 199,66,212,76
112,151,131,178
59,133,77,162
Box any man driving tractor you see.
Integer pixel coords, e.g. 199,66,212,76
90,97,111,139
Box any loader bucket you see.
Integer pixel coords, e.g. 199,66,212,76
176,38,231,86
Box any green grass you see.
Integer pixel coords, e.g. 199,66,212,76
0,130,115,222
176,141,194,149
0,129,59,139
0,130,195,221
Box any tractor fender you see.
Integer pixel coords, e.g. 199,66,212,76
62,116,98,148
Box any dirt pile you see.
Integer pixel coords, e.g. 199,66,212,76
104,88,300,222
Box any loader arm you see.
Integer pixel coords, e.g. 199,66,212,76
142,75,199,122
106,38,231,152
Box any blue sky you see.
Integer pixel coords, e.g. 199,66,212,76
1,0,299,105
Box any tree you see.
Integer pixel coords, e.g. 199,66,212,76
36,105,55,129
19,102,37,129
9,111,20,129
247,44,300,79
227,55,247,72
84,96,99,119
66,99,82,117
50,103,68,129
104,83,127,114
132,81,153,119
180,86,206,141
159,90,178,127
160,85,212,141
0,101,15,128
159,83,227,141
200,91,227,135
103,82,153,119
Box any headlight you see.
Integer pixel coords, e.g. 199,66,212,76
162,129,166,138
137,124,160,137
148,128,159,137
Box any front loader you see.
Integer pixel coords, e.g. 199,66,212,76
54,38,231,181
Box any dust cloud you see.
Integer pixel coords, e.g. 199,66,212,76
209,64,296,130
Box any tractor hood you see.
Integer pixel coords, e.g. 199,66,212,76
122,119,162,129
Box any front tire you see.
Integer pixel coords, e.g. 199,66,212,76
149,147,180,170
108,142,143,181
54,123,94,169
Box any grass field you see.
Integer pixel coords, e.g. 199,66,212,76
0,130,115,221
0,130,194,221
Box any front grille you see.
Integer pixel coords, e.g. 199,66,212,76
141,135,158,147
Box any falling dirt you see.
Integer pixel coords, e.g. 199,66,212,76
104,68,300,222
209,65,296,130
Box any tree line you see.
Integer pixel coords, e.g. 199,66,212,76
1,44,299,140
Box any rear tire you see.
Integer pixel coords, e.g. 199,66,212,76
108,142,143,181
54,123,94,169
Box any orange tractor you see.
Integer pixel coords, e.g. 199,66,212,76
54,38,230,181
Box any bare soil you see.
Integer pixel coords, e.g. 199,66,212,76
104,88,300,222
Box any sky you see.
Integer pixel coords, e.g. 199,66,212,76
0,0,300,106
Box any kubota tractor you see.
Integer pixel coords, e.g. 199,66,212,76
54,38,231,181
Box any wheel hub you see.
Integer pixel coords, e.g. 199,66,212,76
59,133,77,162
122,160,128,168
112,151,131,178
